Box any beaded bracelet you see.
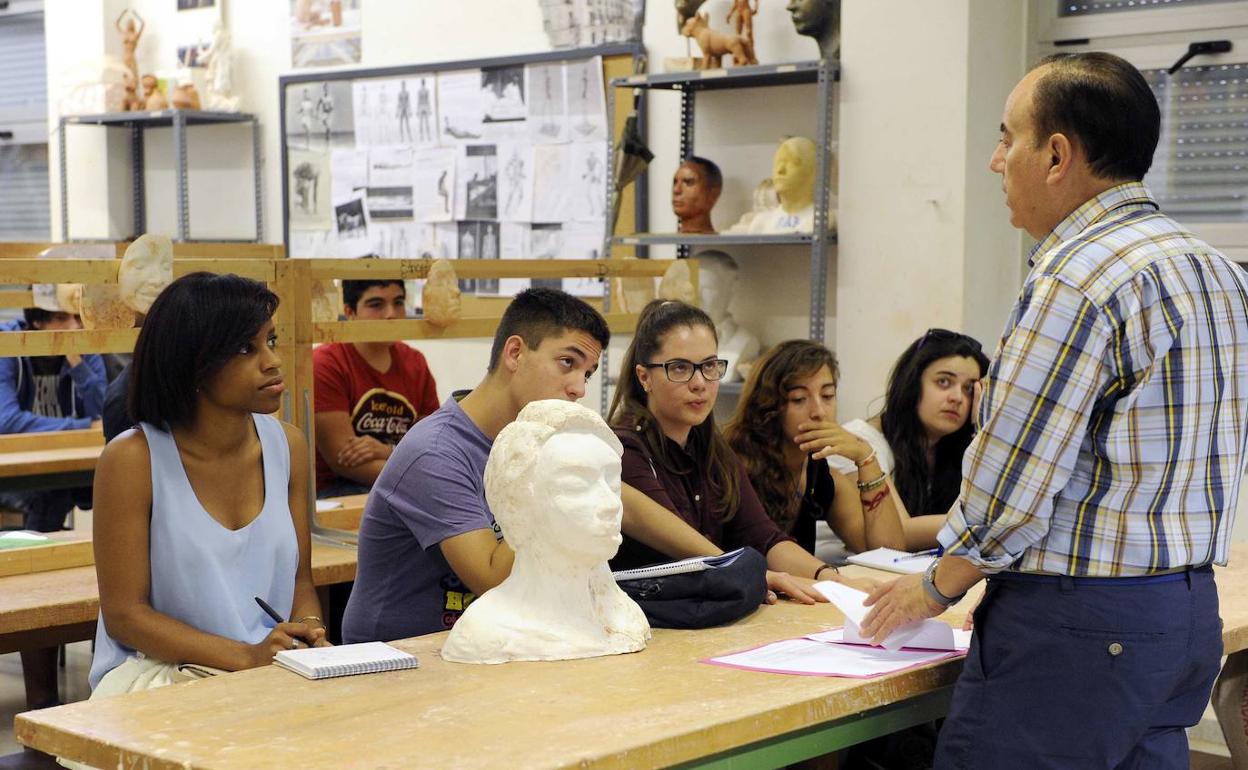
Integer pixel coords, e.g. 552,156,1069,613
855,449,877,468
856,472,889,493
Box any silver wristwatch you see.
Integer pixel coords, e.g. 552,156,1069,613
922,559,963,607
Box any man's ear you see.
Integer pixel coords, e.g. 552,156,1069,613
1046,133,1075,185
342,304,355,320
502,335,526,373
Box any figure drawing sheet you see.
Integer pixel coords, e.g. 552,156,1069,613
288,149,332,230
354,77,435,148
413,148,456,222
438,69,485,143
330,148,369,204
433,222,459,260
531,144,574,223
568,142,607,223
526,61,567,144
365,186,414,221
497,143,535,223
457,144,499,221
498,222,532,296
285,80,355,151
528,224,567,292
334,195,372,257
371,221,419,258
480,65,527,140
560,223,606,297
565,56,607,142
456,220,502,296
368,146,414,187
290,0,362,69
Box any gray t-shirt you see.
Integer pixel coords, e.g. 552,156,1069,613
341,397,498,643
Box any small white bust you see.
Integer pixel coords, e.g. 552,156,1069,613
440,400,650,664
697,251,760,383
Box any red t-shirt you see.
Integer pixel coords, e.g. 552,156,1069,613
313,342,440,491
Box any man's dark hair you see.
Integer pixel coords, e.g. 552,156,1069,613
1031,52,1160,182
129,272,279,429
487,288,610,373
22,307,55,328
683,155,723,191
342,279,405,311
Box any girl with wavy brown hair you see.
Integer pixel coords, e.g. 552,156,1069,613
724,340,906,556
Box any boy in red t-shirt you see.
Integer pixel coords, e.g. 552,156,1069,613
314,280,440,497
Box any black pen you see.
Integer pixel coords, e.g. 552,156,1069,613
891,547,940,562
255,596,285,624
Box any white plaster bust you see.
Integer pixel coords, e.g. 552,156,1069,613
440,400,651,664
119,234,173,316
697,251,760,383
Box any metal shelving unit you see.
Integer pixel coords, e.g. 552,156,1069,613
59,109,262,242
602,59,839,407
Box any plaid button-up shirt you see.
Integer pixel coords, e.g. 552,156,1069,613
940,182,1248,576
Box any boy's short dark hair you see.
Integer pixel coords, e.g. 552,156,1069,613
487,288,610,372
342,280,405,311
129,272,279,429
22,307,55,328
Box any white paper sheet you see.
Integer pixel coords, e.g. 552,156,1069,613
815,581,948,652
412,148,456,222
456,145,499,220
568,142,608,223
333,195,372,258
532,144,573,223
564,56,607,142
331,148,369,204
480,65,528,141
707,638,960,678
526,61,568,144
499,222,531,296
438,69,486,143
845,547,937,575
560,223,606,297
288,229,337,259
806,627,972,652
288,149,332,230
354,77,437,148
497,143,535,223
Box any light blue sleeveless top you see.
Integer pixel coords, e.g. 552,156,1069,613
89,413,299,689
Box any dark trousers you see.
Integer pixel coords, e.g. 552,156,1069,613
0,488,88,532
934,567,1222,770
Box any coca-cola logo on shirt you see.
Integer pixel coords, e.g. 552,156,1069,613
349,387,417,444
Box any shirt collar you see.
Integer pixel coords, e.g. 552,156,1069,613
1028,182,1159,268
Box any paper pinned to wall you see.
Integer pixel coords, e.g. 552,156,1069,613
288,149,332,230
526,61,568,144
532,144,573,223
438,69,485,143
564,56,607,143
412,148,456,222
456,145,499,221
568,142,607,223
497,143,535,223
334,195,372,258
331,148,369,203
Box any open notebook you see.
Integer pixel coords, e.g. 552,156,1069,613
845,547,936,575
611,547,748,580
273,642,419,680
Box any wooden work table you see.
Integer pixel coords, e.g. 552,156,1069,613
0,428,103,493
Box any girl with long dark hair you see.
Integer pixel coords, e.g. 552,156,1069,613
724,339,906,555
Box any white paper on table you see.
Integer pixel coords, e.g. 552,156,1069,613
845,547,936,575
806,627,972,652
815,580,950,652
706,638,960,678
314,500,344,512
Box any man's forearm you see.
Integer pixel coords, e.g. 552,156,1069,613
934,555,985,598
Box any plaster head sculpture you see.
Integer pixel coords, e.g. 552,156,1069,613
657,259,697,305
672,156,722,234
786,0,841,61
80,284,136,330
748,137,819,234
422,258,462,328
119,234,174,315
695,251,759,383
441,400,650,664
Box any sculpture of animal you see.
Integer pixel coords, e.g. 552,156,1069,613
680,13,757,69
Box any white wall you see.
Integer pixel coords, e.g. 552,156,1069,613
43,0,1030,415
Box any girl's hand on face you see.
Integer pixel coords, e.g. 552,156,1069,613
795,421,870,463
971,379,984,429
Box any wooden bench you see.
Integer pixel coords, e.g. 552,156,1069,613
0,429,104,494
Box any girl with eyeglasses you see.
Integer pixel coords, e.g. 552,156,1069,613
828,329,990,549
608,300,872,602
723,340,907,557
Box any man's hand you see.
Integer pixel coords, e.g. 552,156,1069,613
336,435,392,468
859,574,945,645
765,570,830,605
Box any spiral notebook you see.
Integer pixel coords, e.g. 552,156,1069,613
273,642,419,680
611,547,748,581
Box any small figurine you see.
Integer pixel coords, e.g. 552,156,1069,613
121,72,144,112
726,0,758,55
141,74,166,110
198,19,239,111
681,13,757,68
671,156,722,234
171,82,201,111
115,9,146,92
787,0,841,61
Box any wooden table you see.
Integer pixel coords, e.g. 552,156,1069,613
0,541,357,656
0,429,103,493
13,548,1248,770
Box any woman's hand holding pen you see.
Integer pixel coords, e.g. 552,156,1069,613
244,622,329,668
794,420,872,464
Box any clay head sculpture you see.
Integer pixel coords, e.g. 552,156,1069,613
672,156,722,234
119,233,174,315
422,258,462,328
441,400,650,664
786,0,841,61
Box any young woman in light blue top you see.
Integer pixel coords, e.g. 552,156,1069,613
90,272,328,689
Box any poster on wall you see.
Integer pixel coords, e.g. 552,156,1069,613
538,0,643,50
288,149,332,230
496,143,535,223
480,65,527,140
285,80,355,152
565,57,608,142
438,70,486,143
353,77,439,148
334,195,372,257
526,62,568,144
412,148,456,222
456,145,499,221
291,0,363,69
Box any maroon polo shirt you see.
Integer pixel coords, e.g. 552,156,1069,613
611,425,795,570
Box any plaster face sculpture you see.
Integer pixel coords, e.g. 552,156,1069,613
441,400,650,664
422,259,462,328
80,284,136,331
786,0,841,61
119,234,174,315
749,137,818,234
672,158,721,234
141,74,167,110
681,13,757,69
657,259,697,305
697,251,760,383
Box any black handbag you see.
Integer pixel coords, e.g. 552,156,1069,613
612,547,769,629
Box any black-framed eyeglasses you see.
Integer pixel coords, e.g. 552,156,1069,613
918,328,983,353
643,358,729,383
